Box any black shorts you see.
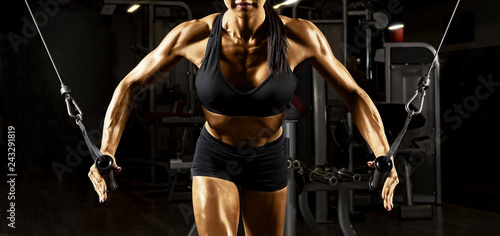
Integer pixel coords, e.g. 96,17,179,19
192,126,288,192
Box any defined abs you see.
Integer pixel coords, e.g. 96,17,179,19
203,108,285,147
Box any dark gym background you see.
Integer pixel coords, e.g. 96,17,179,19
1,0,499,235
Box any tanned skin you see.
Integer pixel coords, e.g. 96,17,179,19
88,0,398,235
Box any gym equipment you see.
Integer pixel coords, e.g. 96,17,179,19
309,167,340,187
287,0,461,234
370,0,462,193
333,167,362,183
293,160,370,236
397,153,433,220
307,166,363,187
23,0,117,192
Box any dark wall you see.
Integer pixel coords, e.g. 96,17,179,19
403,0,500,211
404,0,500,53
439,47,500,212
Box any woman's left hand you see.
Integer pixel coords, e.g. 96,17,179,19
368,161,399,211
382,168,399,211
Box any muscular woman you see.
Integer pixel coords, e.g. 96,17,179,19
88,1,399,235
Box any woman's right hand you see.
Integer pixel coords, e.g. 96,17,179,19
88,156,121,203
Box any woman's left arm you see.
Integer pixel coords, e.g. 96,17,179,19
291,19,398,210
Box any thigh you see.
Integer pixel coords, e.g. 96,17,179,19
240,187,288,236
192,176,240,236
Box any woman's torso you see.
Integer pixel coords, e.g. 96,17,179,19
183,13,310,147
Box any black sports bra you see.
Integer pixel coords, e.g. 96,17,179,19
195,13,297,117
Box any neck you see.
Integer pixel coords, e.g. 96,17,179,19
223,9,266,42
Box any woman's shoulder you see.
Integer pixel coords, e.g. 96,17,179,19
279,15,321,43
195,13,221,29
165,13,221,50
176,13,219,36
280,15,322,46
280,15,318,31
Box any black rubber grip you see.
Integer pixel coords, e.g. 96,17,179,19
369,156,393,191
95,155,118,193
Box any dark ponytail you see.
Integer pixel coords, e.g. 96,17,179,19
264,1,289,74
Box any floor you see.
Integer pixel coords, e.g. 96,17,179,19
2,162,500,236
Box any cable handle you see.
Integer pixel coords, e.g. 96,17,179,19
95,155,118,193
369,113,412,191
76,120,118,193
369,156,393,191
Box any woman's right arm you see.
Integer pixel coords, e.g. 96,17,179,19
88,18,211,202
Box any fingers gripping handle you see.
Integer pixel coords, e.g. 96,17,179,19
369,156,393,191
95,155,118,193
76,120,118,193
369,114,411,191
